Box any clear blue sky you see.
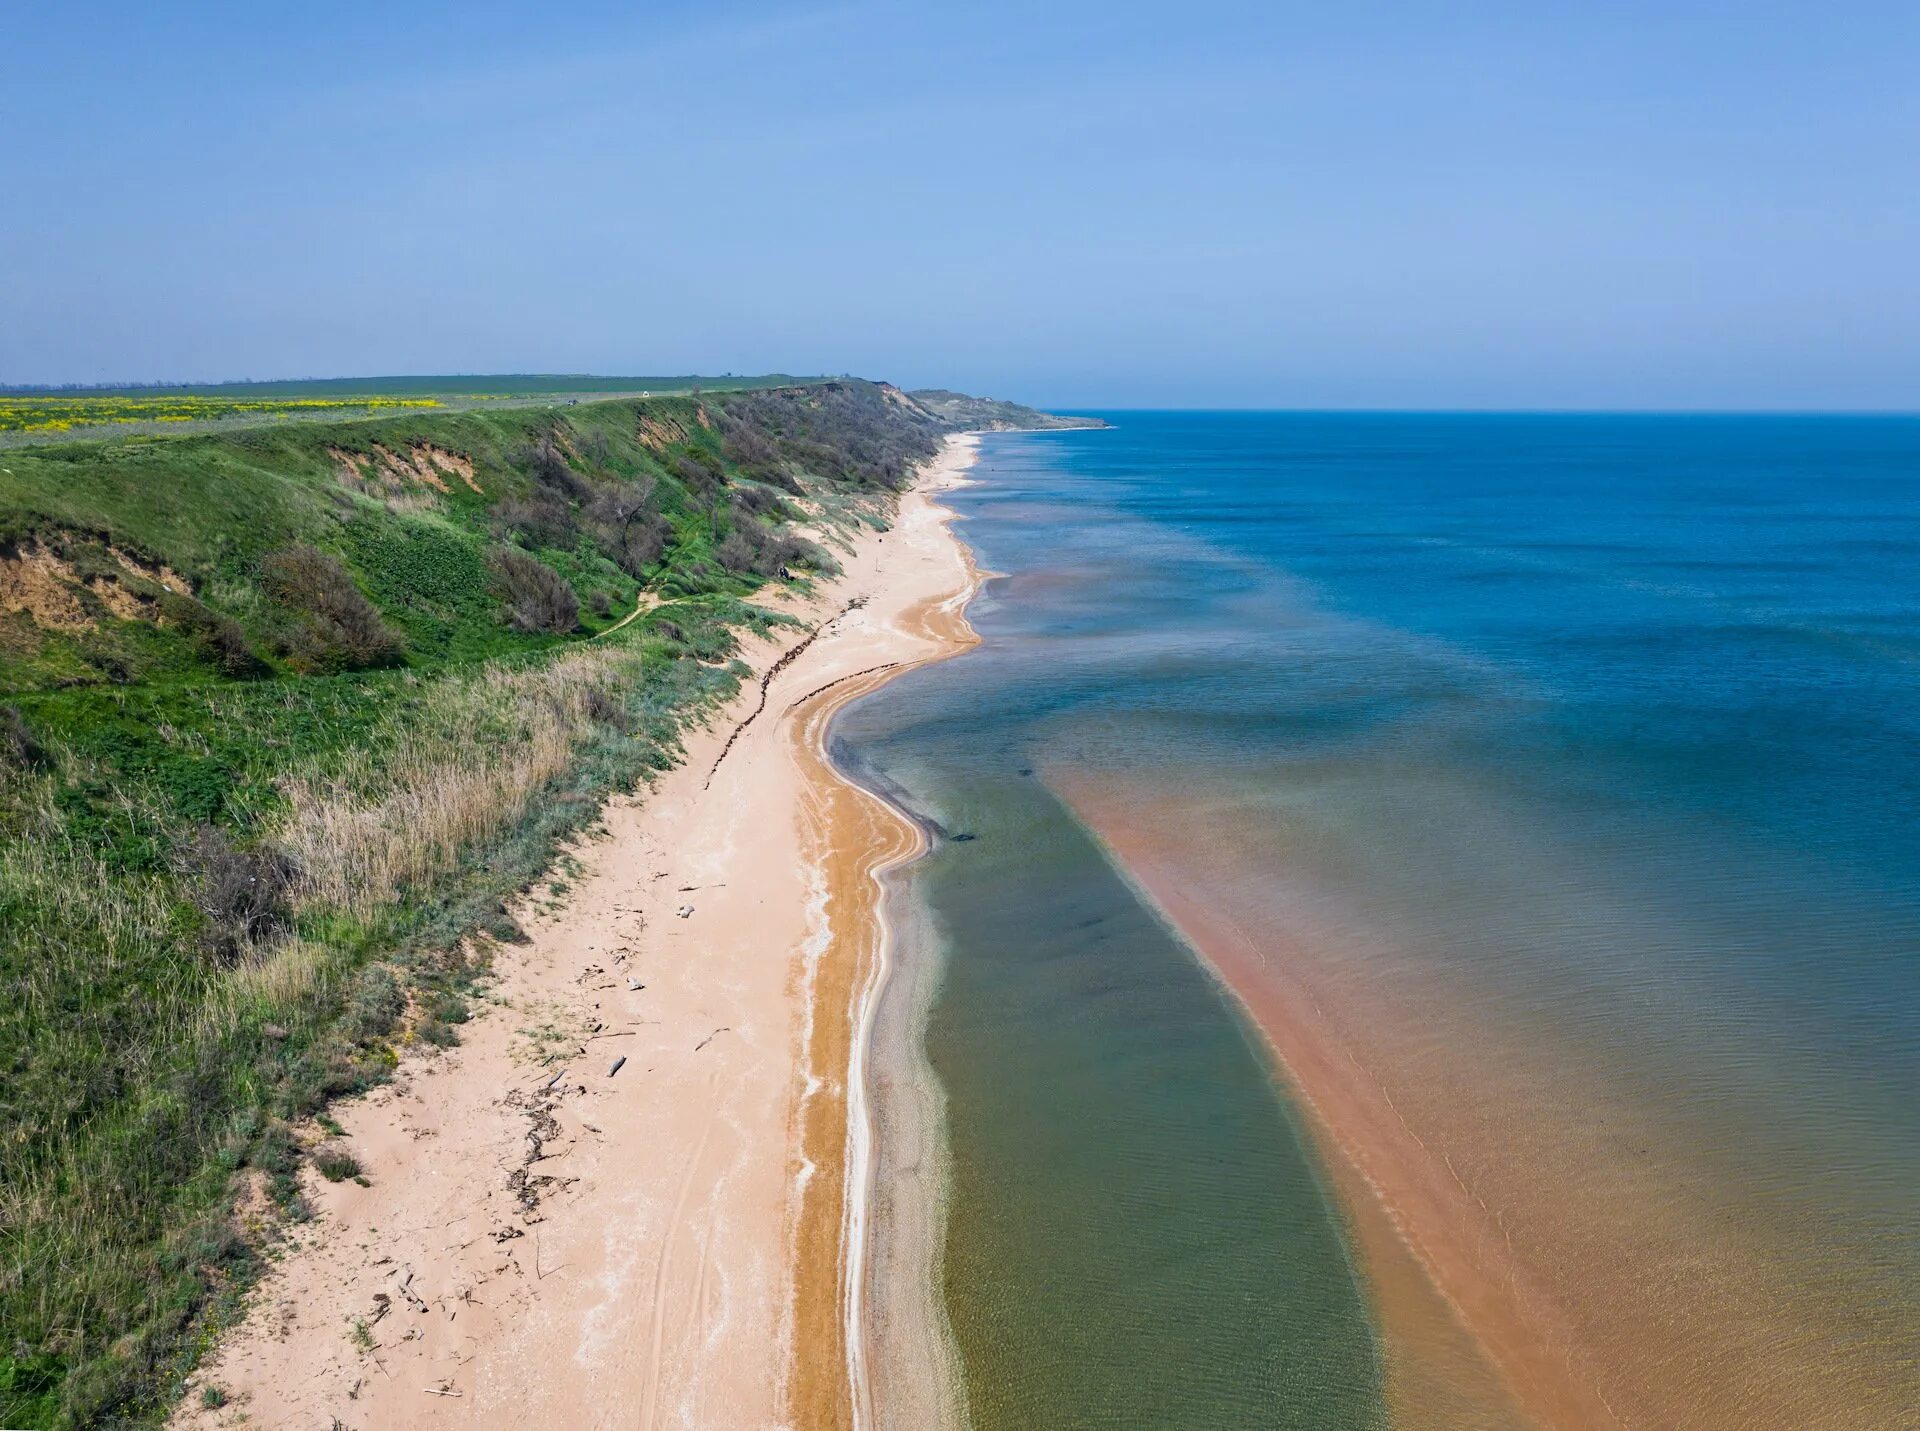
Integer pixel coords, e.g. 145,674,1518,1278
4,2,1916,408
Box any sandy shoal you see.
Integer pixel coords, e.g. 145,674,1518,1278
1057,779,1910,1431
175,435,980,1431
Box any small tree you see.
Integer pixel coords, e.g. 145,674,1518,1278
260,546,405,672
489,547,579,634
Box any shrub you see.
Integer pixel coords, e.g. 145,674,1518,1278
763,529,827,575
731,485,785,519
489,547,579,634
182,826,299,964
344,966,405,1043
587,482,669,578
520,435,592,501
714,529,757,575
715,521,827,578
158,592,266,678
418,1020,460,1048
312,1145,361,1182
721,422,781,477
581,684,622,725
260,546,405,673
496,489,580,549
615,518,667,576
2,703,48,769
672,451,721,497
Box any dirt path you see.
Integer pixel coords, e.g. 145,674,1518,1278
591,589,660,640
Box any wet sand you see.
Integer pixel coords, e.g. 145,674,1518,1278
174,436,978,1430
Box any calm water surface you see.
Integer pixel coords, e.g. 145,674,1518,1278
837,413,1920,1428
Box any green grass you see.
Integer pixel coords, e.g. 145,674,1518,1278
0,376,956,1427
1,372,821,399
0,375,832,446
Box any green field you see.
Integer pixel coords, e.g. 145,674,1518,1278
0,377,960,1427
0,373,820,400
0,375,828,447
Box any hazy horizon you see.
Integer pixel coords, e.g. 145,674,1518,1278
8,373,1920,418
6,2,1917,409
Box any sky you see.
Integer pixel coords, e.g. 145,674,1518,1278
4,1,1917,408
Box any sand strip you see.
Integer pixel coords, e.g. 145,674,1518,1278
174,436,979,1430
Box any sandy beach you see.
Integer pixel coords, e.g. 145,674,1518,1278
175,435,980,1430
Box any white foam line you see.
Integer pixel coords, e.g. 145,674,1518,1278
839,437,983,1431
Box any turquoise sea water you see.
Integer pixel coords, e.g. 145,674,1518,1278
837,414,1920,1427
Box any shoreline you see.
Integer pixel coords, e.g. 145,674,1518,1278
836,475,987,1431
782,440,983,1429
171,435,980,1430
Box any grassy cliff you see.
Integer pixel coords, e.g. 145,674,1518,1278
0,378,959,1427
907,389,1108,431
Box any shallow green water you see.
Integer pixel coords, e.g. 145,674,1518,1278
840,759,1383,1427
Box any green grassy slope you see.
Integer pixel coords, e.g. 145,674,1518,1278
0,378,952,1427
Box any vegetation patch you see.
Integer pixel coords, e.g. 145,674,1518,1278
310,1145,361,1184
0,394,443,439
0,377,973,1427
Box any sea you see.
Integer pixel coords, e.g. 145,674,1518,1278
835,412,1920,1429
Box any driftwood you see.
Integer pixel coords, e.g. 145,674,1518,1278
694,1026,731,1053
704,598,866,788
785,659,903,711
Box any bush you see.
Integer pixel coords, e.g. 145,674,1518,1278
1,704,48,769
489,547,579,634
522,435,592,501
764,529,826,575
158,592,266,678
581,684,622,725
345,965,405,1043
312,1145,361,1182
731,485,786,519
714,529,757,575
672,451,721,497
588,482,669,578
182,826,299,965
260,546,405,673
496,489,580,550
721,422,781,477
615,518,667,576
418,1020,460,1049
715,521,827,579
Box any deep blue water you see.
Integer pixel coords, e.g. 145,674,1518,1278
842,413,1920,1427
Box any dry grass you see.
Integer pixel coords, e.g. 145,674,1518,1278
277,645,637,912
